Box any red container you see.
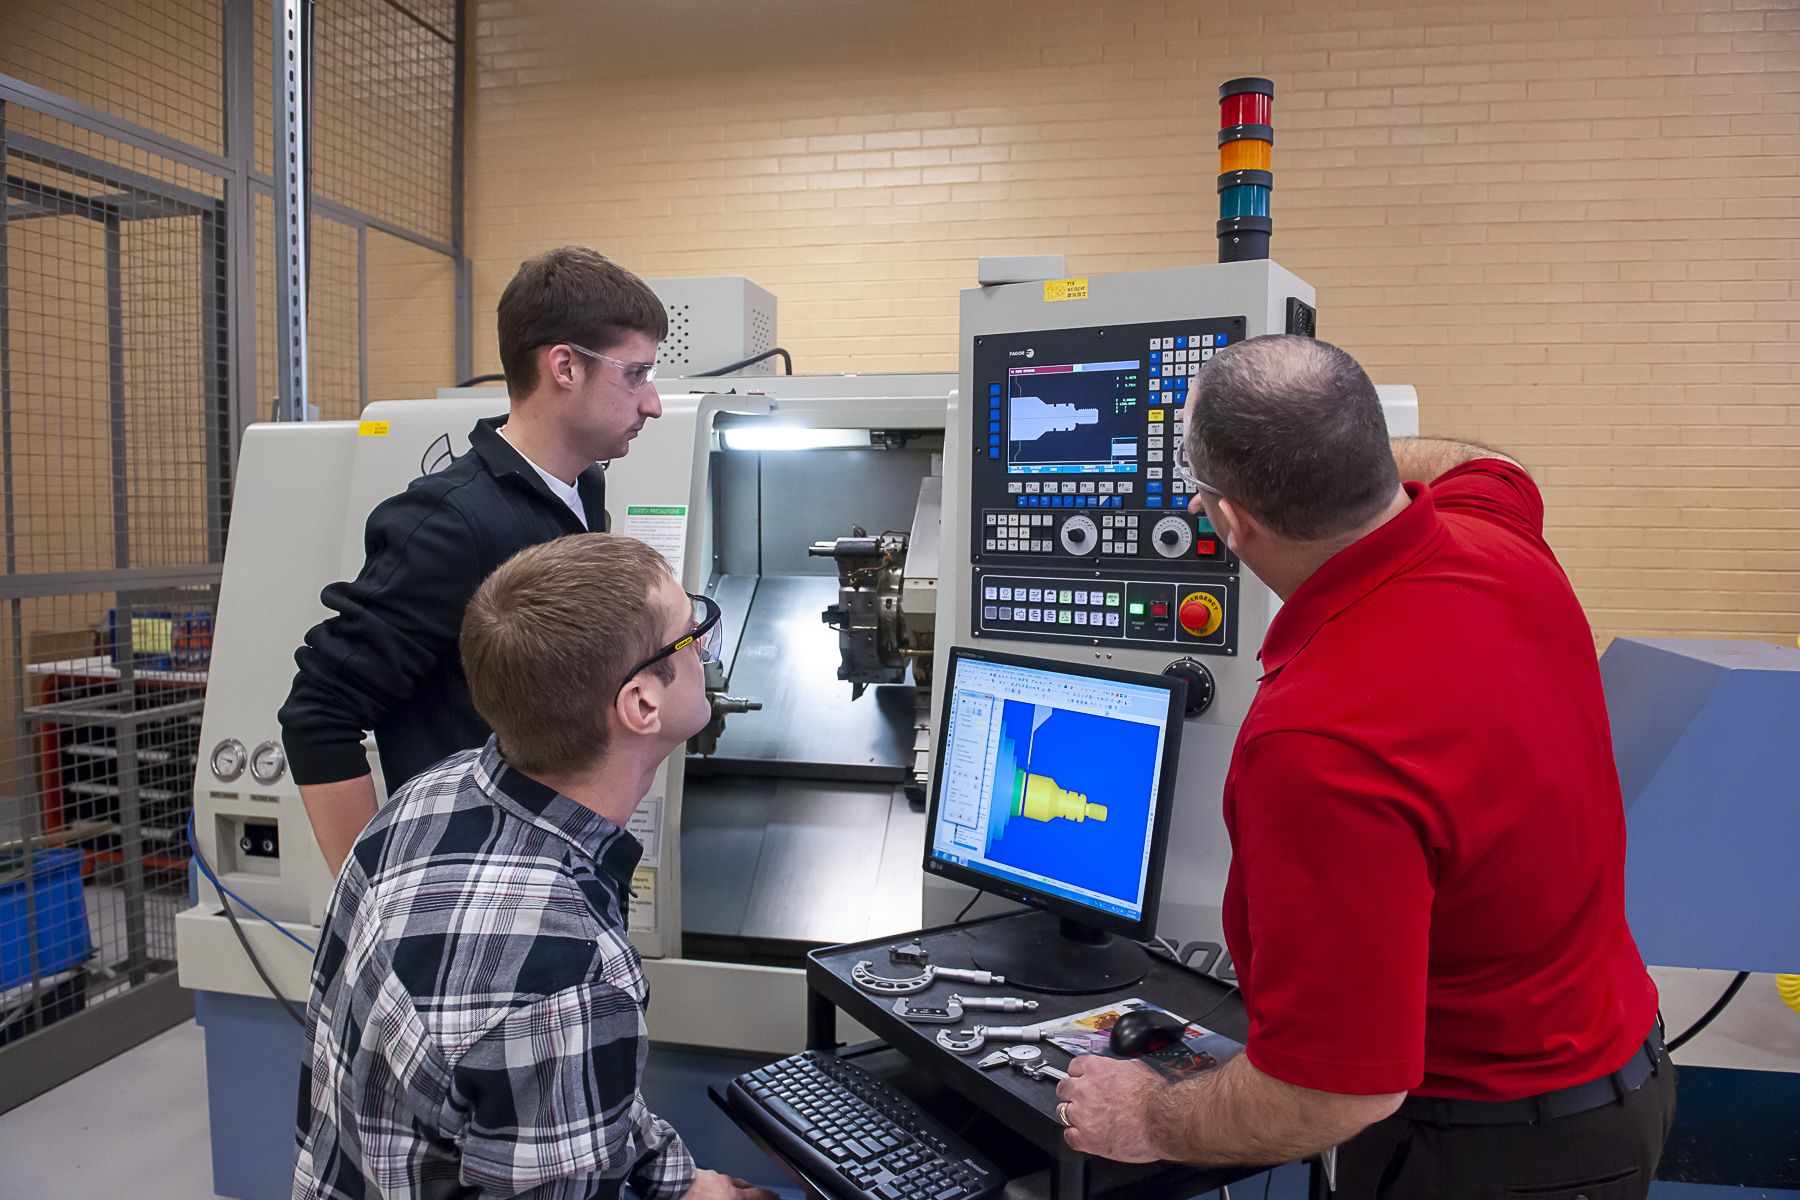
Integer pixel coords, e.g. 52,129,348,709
1221,92,1271,127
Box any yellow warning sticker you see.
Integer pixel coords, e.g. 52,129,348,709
358,420,390,436
1043,278,1089,303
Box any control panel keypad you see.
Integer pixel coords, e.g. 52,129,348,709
977,574,1234,654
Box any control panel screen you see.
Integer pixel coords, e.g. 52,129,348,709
1006,360,1143,476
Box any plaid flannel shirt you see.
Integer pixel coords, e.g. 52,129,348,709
294,738,695,1200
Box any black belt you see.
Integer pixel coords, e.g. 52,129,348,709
1397,1025,1664,1127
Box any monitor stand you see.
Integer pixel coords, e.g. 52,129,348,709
964,911,1150,995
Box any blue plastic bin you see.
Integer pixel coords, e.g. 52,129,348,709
1,848,93,991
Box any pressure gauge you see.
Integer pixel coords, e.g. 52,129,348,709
249,740,287,785
210,738,247,782
1151,514,1194,559
1059,513,1099,556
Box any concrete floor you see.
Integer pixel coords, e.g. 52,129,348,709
0,1016,1793,1200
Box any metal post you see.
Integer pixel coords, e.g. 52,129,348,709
105,213,129,569
0,97,41,1031
199,207,230,561
221,0,258,494
113,597,148,987
357,223,367,411
451,0,472,384
273,0,311,422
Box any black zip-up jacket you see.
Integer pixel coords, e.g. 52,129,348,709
278,416,606,791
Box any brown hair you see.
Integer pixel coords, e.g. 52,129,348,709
460,534,677,775
496,247,669,399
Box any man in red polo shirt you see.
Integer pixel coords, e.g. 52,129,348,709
1055,336,1670,1198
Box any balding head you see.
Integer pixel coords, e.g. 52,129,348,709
1183,335,1398,541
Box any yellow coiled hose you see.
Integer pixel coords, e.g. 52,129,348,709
1779,974,1800,1016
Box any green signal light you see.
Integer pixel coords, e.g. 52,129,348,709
1128,602,1145,614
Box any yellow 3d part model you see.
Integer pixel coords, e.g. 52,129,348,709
1014,772,1107,823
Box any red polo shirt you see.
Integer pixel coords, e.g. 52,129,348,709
1220,459,1659,1101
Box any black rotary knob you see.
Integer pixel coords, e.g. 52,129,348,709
1068,526,1086,543
1161,658,1217,718
1159,528,1181,546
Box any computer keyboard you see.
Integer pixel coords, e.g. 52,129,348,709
725,1050,1005,1200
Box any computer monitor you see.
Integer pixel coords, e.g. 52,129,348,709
924,646,1186,993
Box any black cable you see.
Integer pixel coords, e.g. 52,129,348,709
188,814,308,1028
1666,971,1750,1052
953,889,983,924
217,884,308,1029
693,347,793,377
456,373,507,387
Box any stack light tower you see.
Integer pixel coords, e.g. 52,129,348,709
1216,77,1275,263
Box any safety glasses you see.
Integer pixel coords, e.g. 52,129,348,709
617,592,722,696
1171,414,1225,499
565,341,659,391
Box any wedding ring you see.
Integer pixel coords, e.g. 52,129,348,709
1056,1101,1073,1128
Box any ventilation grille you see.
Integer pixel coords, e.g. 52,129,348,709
664,303,693,369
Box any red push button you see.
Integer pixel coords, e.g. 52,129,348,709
1196,538,1217,556
1180,592,1224,637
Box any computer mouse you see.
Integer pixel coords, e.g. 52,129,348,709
1108,1009,1188,1058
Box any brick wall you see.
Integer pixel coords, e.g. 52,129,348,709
456,0,1800,647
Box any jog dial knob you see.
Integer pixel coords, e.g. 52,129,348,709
1059,514,1099,556
1151,515,1193,558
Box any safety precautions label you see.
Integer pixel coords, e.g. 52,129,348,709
626,795,661,867
357,420,390,436
624,505,688,575
1043,278,1089,303
629,867,656,933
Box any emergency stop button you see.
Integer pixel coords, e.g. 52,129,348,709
1179,591,1223,638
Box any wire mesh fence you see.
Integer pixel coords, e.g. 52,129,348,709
0,0,461,1055
0,0,225,155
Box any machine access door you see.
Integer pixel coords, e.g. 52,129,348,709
680,418,943,965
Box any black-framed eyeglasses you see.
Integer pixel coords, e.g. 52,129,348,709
617,592,722,695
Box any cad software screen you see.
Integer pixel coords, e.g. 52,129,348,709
1006,359,1143,475
930,657,1170,922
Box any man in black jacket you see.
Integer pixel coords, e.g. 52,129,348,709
279,247,668,874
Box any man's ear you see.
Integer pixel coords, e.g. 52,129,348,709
1215,497,1256,555
612,673,664,738
543,344,580,390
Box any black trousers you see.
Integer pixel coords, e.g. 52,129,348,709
1332,1053,1677,1200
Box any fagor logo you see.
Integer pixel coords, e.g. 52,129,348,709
1008,348,1035,358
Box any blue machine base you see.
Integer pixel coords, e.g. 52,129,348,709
194,989,306,1200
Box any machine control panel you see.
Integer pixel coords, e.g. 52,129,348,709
970,316,1243,568
973,570,1236,655
970,317,1246,654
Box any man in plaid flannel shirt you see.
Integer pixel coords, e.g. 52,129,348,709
295,533,773,1200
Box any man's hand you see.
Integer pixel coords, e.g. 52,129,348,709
1054,1055,1168,1162
1058,1052,1404,1166
680,1169,777,1200
1390,436,1523,483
